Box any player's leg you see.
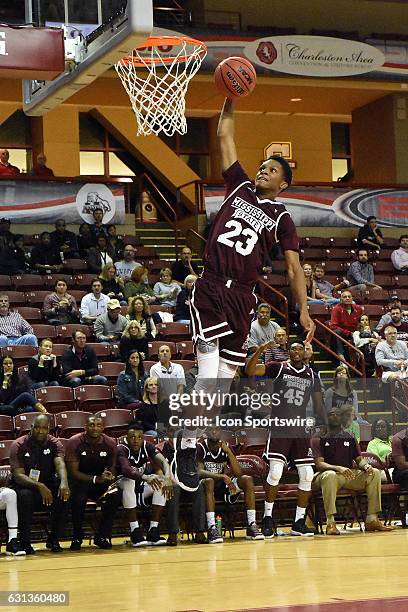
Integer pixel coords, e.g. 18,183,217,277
262,436,289,538
202,477,223,543
145,484,167,546
117,477,146,547
0,488,25,556
236,475,264,540
291,443,315,536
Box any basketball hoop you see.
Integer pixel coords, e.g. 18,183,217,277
115,35,207,137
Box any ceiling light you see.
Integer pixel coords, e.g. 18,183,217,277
290,97,302,102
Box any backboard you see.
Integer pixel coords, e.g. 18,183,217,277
23,0,153,116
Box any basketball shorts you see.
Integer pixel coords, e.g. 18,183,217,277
189,275,256,366
263,435,314,468
214,477,242,504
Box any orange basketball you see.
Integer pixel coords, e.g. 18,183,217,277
214,56,257,98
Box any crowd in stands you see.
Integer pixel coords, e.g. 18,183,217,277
0,201,408,552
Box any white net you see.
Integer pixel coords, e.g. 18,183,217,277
115,36,207,137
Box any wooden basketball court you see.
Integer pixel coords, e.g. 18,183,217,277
2,528,408,611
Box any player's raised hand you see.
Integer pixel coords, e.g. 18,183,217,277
299,311,316,344
260,340,276,353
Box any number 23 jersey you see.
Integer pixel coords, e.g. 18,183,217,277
204,161,299,286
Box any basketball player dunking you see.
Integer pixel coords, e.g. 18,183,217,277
189,98,315,403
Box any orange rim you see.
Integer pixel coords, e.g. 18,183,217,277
119,35,207,67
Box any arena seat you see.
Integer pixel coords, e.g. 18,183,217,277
94,409,133,437
236,428,268,456
143,360,155,372
75,273,98,288
308,304,331,321
85,343,112,359
156,322,191,341
373,275,394,289
44,274,74,288
69,290,87,302
54,411,93,437
147,341,176,359
394,276,408,288
373,261,396,274
73,385,114,413
34,386,75,414
97,361,125,384
363,289,390,305
32,323,58,340
56,324,91,342
392,289,408,301
133,246,157,259
25,290,50,307
15,412,56,436
7,291,27,306
149,304,172,315
176,341,194,359
362,304,384,318
271,260,288,273
0,275,13,290
63,259,88,273
0,439,13,465
51,343,70,358
144,259,171,272
13,306,43,323
0,415,14,440
2,344,37,366
302,237,331,248
300,247,329,261
322,261,346,274
329,237,356,248
14,274,45,291
259,274,287,288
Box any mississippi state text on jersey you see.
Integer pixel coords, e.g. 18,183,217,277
117,440,159,491
196,440,229,474
204,161,299,286
265,361,321,419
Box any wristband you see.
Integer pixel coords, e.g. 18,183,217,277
93,475,97,484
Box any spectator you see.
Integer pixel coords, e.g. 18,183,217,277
94,299,127,343
114,244,141,282
311,407,391,535
303,342,324,387
0,234,30,275
247,303,280,355
357,215,384,250
30,153,54,178
43,278,79,325
87,235,115,274
135,377,164,435
150,344,185,399
77,222,93,258
65,416,119,551
61,329,108,388
28,338,61,389
378,305,408,343
123,266,156,303
328,290,363,362
10,414,70,554
117,350,147,409
0,355,46,416
174,274,197,323
49,219,79,259
99,263,125,303
171,246,199,285
106,224,124,260
391,427,408,491
0,294,37,348
0,217,14,251
153,268,181,308
375,296,408,332
80,278,109,325
161,438,207,546
116,422,172,546
29,232,63,274
391,235,408,274
352,314,381,377
313,263,347,300
340,404,361,442
375,326,408,382
119,320,149,362
0,149,20,176
367,418,392,462
346,249,381,292
126,296,156,340
264,327,289,362
324,364,360,417
303,263,339,305
88,207,109,245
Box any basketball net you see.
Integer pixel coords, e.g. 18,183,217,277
115,36,207,137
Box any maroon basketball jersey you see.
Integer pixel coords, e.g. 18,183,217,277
204,161,299,285
197,440,229,474
265,361,320,418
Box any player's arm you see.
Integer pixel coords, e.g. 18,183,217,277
314,455,353,477
217,98,238,172
284,249,315,342
312,390,327,427
245,341,275,376
197,460,226,480
152,452,172,481
222,442,243,478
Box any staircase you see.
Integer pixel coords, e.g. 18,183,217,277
135,221,202,268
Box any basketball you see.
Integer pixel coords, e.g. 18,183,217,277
214,56,257,98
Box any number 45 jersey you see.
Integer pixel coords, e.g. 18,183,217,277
204,161,299,287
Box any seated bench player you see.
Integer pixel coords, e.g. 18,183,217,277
116,422,173,546
246,340,326,538
197,426,264,543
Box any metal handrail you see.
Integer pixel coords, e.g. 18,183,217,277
313,319,368,416
176,179,206,215
140,173,179,258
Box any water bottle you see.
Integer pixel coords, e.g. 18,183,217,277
215,515,222,535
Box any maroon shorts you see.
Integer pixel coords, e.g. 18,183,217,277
263,435,314,467
189,275,256,366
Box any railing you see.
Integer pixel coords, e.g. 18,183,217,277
176,179,206,216
257,277,289,332
140,173,180,258
313,319,368,416
186,228,206,258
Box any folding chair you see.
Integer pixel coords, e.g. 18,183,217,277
34,386,75,414
54,411,93,437
74,385,114,413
